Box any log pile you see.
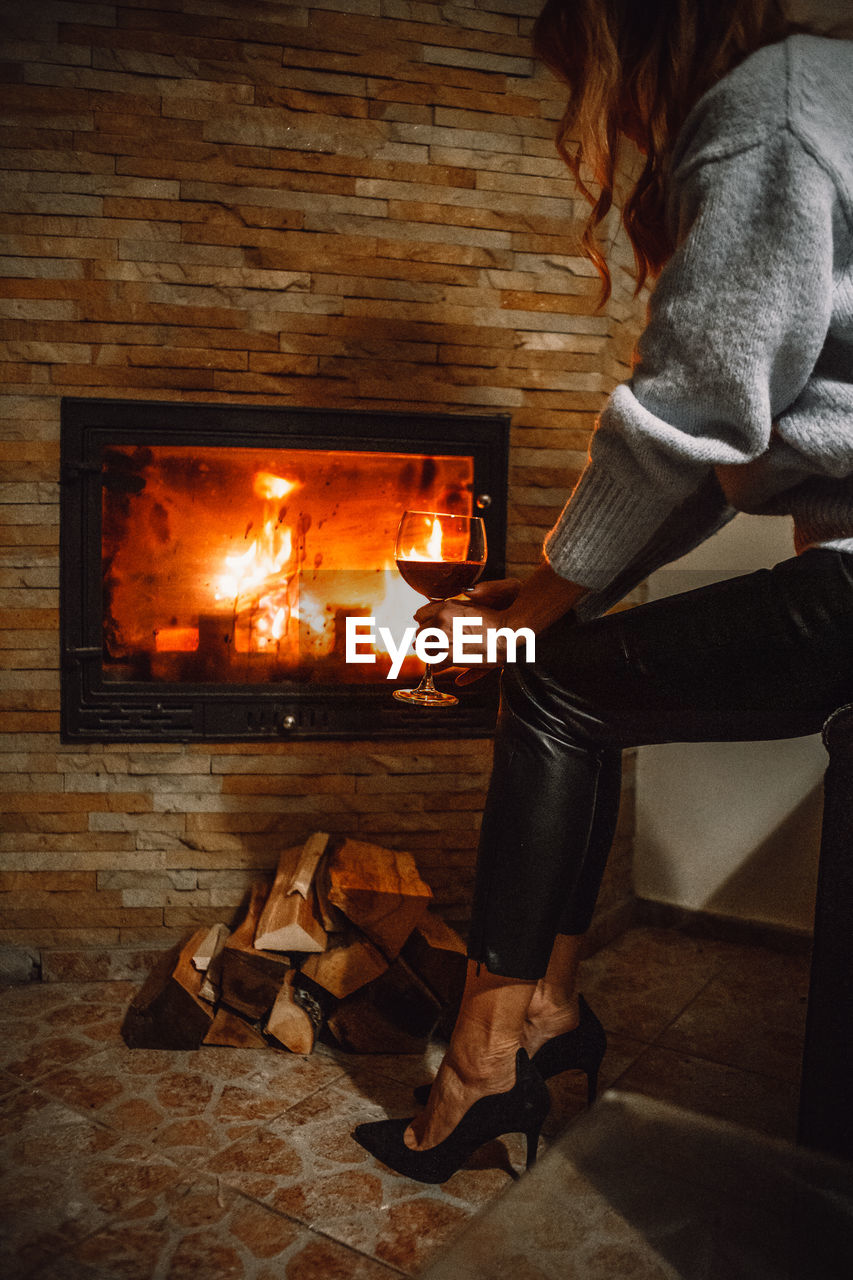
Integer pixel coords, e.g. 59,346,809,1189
121,833,467,1056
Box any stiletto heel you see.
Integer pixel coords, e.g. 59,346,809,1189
525,1123,543,1171
353,1047,550,1184
530,994,606,1104
413,993,606,1108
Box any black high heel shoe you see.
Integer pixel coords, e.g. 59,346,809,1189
413,994,606,1109
352,1047,550,1184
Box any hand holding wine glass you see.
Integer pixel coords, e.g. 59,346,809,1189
393,510,487,707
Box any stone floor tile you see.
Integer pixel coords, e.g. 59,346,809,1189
0,1066,23,1101
0,983,136,1082
346,1195,475,1275
0,1088,189,1280
578,928,742,1042
11,1128,404,1280
318,1038,447,1093
203,1064,523,1273
543,1031,649,1137
1,927,814,1279
44,1181,402,1280
270,1234,403,1278
34,1041,347,1166
655,951,809,1083
420,1143,681,1280
614,1045,800,1140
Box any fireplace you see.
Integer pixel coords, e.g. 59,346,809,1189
60,398,509,741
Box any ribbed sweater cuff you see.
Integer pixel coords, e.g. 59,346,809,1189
544,466,677,591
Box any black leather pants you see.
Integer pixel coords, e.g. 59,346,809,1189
467,549,853,979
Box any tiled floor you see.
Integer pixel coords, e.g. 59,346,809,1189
0,925,811,1279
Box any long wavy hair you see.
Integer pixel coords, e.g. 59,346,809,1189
533,0,800,303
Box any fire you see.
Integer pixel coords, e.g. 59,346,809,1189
254,471,296,500
210,470,423,669
214,472,300,654
101,441,477,684
215,525,293,602
401,515,443,562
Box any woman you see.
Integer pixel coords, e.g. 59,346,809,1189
354,0,853,1183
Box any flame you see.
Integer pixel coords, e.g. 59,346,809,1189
271,607,287,641
211,476,429,670
254,471,296,500
214,474,300,654
401,515,443,562
215,522,293,602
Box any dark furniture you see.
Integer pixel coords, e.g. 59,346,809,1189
798,702,853,1162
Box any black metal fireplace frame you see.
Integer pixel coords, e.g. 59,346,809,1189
60,397,509,742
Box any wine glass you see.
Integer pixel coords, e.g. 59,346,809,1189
393,510,487,707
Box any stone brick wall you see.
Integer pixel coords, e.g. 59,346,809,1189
0,0,643,978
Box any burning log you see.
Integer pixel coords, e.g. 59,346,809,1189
121,927,214,1050
324,838,432,959
254,832,330,954
219,880,291,1020
196,612,234,680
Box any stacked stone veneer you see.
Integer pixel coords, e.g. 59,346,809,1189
0,0,644,979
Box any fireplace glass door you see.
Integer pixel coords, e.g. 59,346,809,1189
61,399,508,741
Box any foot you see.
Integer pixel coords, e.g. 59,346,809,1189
521,992,580,1059
403,1048,518,1152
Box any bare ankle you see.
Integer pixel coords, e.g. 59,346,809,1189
526,986,579,1026
444,1039,520,1091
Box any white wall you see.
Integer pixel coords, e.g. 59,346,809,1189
634,515,824,931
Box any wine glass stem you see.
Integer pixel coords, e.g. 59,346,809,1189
417,663,439,695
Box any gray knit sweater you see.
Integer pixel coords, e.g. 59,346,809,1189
544,34,853,607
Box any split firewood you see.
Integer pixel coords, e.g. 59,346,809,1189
314,855,347,933
254,832,329,954
402,911,467,1038
192,921,230,972
203,1006,268,1049
121,927,214,1050
265,970,318,1055
326,956,441,1055
193,922,231,1003
324,838,432,959
219,880,291,1020
200,930,229,1005
300,930,388,1000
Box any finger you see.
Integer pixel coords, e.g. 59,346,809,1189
413,601,443,625
414,599,481,628
465,578,520,596
454,667,487,686
463,578,522,608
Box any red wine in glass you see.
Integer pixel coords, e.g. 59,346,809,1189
395,558,484,602
393,510,487,708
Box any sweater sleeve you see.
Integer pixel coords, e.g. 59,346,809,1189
544,127,836,590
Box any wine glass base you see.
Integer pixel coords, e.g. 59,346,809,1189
393,687,458,708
